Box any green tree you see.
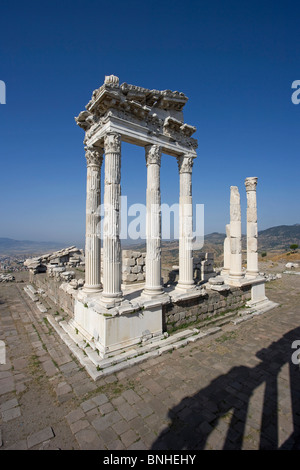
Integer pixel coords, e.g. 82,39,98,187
290,244,299,253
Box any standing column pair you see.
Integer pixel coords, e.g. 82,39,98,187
83,133,123,304
143,149,195,296
224,178,259,281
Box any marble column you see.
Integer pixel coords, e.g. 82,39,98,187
229,186,244,282
221,224,231,276
245,177,259,277
143,145,164,297
176,155,195,291
101,133,122,304
83,146,103,293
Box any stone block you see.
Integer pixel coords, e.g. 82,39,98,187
132,265,142,274
122,250,133,258
123,258,135,267
179,311,186,320
122,266,131,274
27,427,55,449
123,273,137,282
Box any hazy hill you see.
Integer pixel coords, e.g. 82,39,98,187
0,224,299,257
258,224,300,251
0,238,67,256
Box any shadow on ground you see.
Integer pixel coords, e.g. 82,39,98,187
152,327,300,450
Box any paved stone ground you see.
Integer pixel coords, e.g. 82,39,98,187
0,269,299,450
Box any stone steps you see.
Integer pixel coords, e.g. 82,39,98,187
24,286,38,302
36,303,48,313
231,300,278,325
46,313,224,380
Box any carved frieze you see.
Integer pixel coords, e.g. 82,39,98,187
76,76,198,156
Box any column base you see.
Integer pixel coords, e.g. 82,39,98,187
246,270,259,279
220,268,230,276
100,292,123,308
83,284,102,294
228,273,245,286
142,286,164,299
175,281,195,293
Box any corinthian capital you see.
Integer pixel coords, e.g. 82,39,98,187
245,177,258,192
85,146,104,167
177,155,194,174
145,144,162,166
104,133,121,153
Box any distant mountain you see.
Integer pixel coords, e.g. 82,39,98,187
258,224,300,251
0,224,299,257
0,238,68,256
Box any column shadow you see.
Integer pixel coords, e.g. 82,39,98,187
151,327,300,450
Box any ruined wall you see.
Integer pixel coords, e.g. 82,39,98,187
121,250,146,284
32,273,75,318
163,285,251,332
194,252,216,282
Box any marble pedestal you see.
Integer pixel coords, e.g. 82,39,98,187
73,294,163,357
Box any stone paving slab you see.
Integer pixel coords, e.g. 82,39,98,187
27,426,55,449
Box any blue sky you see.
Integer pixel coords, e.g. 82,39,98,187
0,0,299,246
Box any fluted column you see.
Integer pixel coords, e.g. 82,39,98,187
84,146,103,293
101,133,122,304
221,224,231,276
143,145,164,297
176,155,195,291
229,186,244,282
245,177,259,278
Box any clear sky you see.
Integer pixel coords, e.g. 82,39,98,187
0,0,299,246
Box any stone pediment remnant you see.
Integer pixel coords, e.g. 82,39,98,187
75,75,197,156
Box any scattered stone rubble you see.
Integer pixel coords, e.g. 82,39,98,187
24,247,84,275
0,273,15,282
285,262,299,269
260,272,282,282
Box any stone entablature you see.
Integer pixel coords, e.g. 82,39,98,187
75,75,197,158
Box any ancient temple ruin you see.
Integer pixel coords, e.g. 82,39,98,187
70,75,200,357
23,75,277,379
76,74,197,301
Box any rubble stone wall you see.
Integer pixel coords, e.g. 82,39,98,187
163,285,251,332
32,273,75,318
121,250,146,284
